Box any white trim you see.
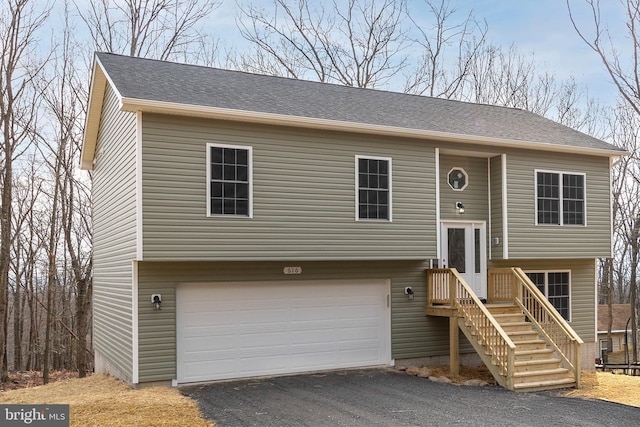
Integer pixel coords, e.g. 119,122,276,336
595,260,599,341
132,261,139,384
501,154,508,259
119,97,625,158
206,143,254,218
136,112,144,260
534,169,587,227
446,167,469,191
440,220,488,297
385,279,393,367
96,56,124,101
609,158,615,257
80,58,112,170
487,158,492,260
523,269,572,322
355,155,393,222
598,330,629,334
435,148,441,260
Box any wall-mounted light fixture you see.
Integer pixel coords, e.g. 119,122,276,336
404,287,414,300
455,201,465,214
151,294,162,311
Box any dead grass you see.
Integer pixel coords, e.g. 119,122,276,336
0,374,213,427
562,371,640,407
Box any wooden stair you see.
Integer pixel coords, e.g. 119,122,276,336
426,267,582,393
486,304,576,392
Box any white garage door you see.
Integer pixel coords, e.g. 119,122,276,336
176,279,391,383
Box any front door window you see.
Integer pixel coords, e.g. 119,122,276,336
447,228,466,273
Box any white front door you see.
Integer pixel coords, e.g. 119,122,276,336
440,222,487,299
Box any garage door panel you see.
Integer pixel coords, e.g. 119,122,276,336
177,279,391,383
339,326,380,340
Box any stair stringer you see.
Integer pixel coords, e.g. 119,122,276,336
456,317,510,390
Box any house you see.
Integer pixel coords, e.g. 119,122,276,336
81,52,624,391
597,304,633,361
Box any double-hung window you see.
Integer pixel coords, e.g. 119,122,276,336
525,271,571,321
356,156,392,221
207,143,252,217
536,171,585,225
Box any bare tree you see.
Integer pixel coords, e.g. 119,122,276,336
0,0,50,382
77,0,222,60
236,0,408,88
37,3,94,379
463,44,557,115
568,0,640,116
403,0,487,98
568,0,640,360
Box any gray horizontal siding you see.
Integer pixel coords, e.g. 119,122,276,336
489,156,504,259
141,114,437,261
490,258,596,341
505,151,611,258
137,260,458,382
439,154,489,222
92,84,137,382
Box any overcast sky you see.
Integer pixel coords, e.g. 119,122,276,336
473,0,623,104
206,0,625,106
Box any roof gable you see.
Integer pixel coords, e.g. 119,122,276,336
81,52,624,169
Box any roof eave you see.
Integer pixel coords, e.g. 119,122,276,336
121,98,625,157
80,56,108,170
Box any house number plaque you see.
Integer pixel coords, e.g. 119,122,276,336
283,266,302,275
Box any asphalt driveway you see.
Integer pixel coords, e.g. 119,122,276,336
182,368,639,427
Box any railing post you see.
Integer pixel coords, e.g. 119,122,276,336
449,271,456,308
507,348,515,391
575,341,581,388
487,271,494,303
511,268,518,304
427,269,433,307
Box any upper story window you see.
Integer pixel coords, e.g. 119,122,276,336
207,143,252,217
525,271,571,321
535,171,585,226
356,156,392,221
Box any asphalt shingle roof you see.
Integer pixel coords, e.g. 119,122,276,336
598,304,633,331
96,52,621,153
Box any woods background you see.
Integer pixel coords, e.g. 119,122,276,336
1,0,638,382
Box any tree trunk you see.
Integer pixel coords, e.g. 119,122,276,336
0,144,12,382
631,218,639,364
76,277,89,377
42,272,54,384
14,272,23,370
605,258,613,356
43,169,61,384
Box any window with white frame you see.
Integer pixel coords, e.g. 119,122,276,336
207,143,252,217
356,156,391,221
536,171,585,225
525,271,571,321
